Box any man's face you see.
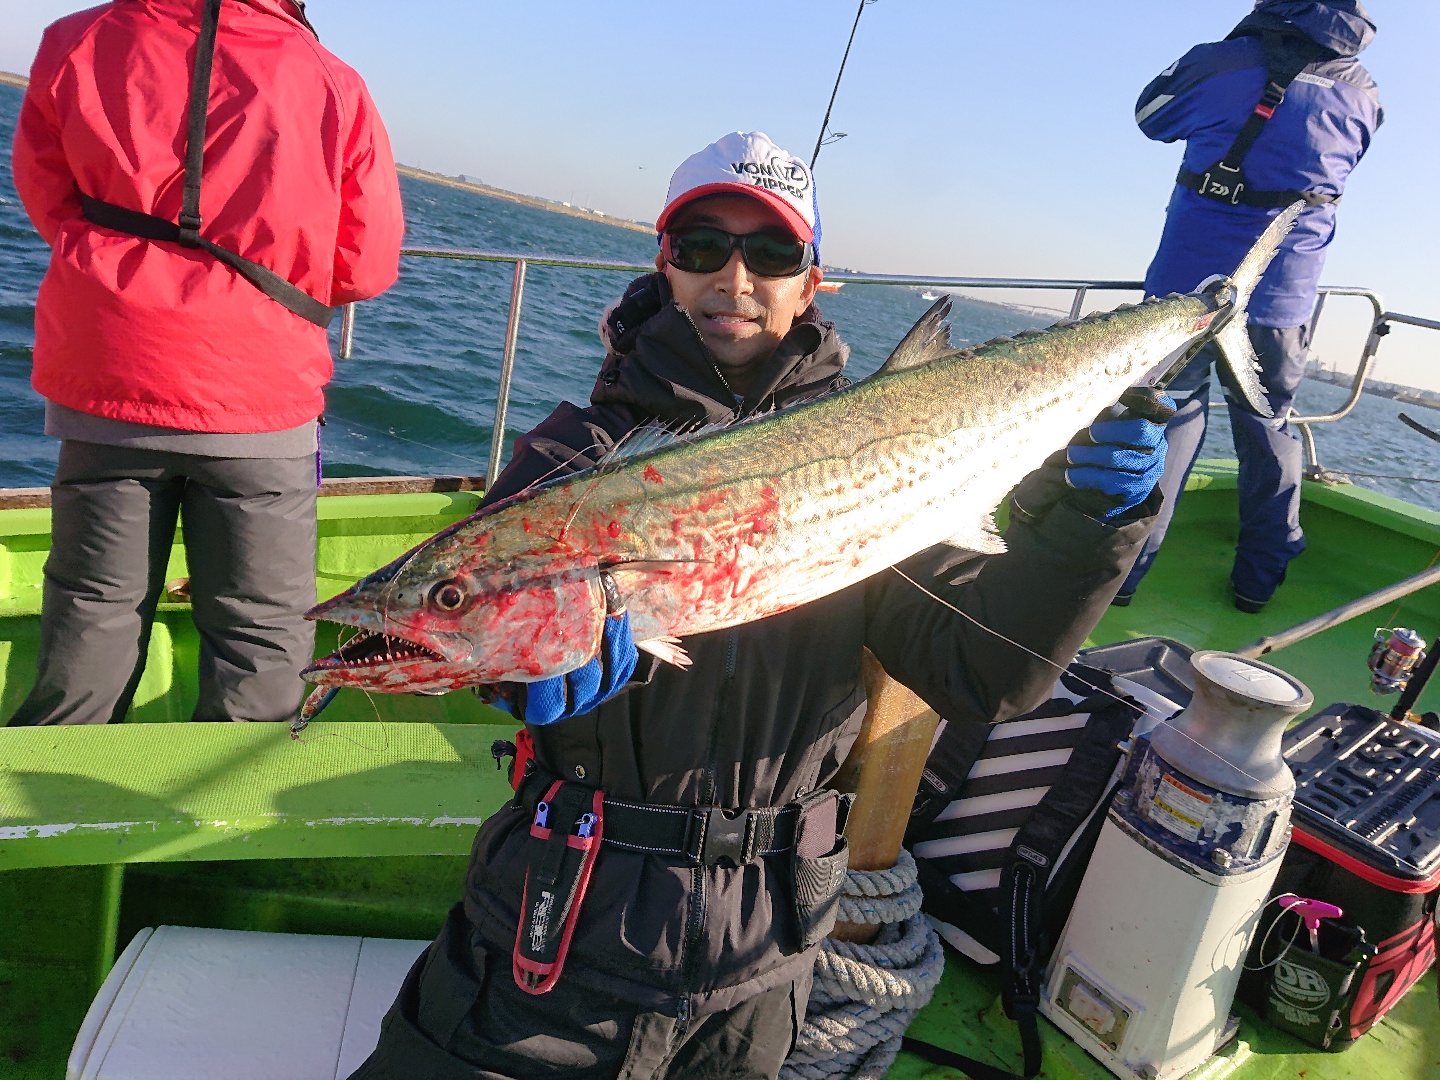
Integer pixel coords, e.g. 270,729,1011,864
656,195,823,395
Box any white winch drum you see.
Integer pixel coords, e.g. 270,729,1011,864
1040,652,1313,1080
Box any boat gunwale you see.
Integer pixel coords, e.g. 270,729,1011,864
0,474,489,511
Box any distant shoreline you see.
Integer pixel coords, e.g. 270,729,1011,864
0,74,654,234
1306,365,1440,411
5,66,1437,404
396,165,653,236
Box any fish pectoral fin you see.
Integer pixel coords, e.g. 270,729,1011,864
940,514,1007,556
637,635,692,669
1215,321,1274,418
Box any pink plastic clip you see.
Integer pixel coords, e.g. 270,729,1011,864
1278,895,1344,952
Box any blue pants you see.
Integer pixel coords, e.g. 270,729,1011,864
1122,323,1310,604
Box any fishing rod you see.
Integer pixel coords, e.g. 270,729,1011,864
811,0,876,170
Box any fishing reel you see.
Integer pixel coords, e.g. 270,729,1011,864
1368,627,1427,695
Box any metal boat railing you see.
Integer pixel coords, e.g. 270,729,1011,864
340,248,1440,484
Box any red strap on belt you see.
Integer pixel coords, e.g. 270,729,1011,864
510,728,534,792
512,784,605,994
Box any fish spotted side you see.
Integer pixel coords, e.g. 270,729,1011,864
301,204,1303,694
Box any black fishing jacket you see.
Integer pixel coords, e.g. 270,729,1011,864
462,274,1159,1015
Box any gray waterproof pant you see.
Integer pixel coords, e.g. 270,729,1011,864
7,442,317,725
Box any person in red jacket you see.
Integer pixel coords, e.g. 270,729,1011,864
8,0,404,725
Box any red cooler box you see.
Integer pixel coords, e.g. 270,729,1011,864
1241,703,1439,1048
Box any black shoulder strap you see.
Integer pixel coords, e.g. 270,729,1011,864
998,671,1144,1080
908,717,992,831
900,1036,1033,1080
81,0,337,328
1178,30,1341,210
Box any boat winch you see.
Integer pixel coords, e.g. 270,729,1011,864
1040,651,1313,1080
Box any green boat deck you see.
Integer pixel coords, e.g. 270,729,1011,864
1,464,1438,1078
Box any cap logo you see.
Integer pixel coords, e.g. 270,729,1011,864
660,133,819,247
729,157,810,201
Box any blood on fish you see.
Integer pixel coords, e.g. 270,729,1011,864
694,490,728,514
608,520,622,538
642,465,664,483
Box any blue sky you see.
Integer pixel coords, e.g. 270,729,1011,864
5,2,1439,386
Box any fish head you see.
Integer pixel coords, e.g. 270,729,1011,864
301,516,607,693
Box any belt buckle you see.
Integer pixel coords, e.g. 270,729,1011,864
699,807,752,867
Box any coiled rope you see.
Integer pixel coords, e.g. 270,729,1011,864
781,850,945,1080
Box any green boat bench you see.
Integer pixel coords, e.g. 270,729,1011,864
0,721,517,871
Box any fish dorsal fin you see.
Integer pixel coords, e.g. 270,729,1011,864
596,417,736,470
876,296,959,376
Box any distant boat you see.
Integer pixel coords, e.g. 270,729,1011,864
816,281,845,293
920,290,939,301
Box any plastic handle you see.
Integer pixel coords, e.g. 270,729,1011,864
1277,896,1344,931
1278,895,1344,950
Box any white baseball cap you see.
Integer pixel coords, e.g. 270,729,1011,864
656,132,821,251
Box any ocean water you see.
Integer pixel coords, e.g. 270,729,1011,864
4,83,1440,510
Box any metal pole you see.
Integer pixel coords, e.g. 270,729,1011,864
339,303,356,360
1235,563,1440,659
1286,289,1386,426
1068,287,1087,322
1298,420,1321,473
1308,289,1329,339
487,260,527,486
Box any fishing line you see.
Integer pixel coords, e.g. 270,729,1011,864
331,414,488,470
890,565,1291,798
1382,546,1440,629
1243,893,1305,972
289,686,392,753
1344,471,1440,484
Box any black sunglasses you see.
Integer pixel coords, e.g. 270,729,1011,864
663,226,813,279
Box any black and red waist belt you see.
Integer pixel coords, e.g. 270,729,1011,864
508,766,843,996
502,734,825,867
516,770,803,866
601,797,802,866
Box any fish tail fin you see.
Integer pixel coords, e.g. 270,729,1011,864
1212,200,1305,418
1215,321,1273,418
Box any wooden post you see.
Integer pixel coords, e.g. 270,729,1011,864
828,650,941,943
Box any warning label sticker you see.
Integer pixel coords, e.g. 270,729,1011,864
1149,773,1212,842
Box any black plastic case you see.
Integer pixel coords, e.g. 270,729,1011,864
1240,703,1440,1047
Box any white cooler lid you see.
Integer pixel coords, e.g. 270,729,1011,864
68,926,428,1080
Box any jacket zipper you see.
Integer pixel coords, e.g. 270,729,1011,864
682,628,740,984
676,306,741,409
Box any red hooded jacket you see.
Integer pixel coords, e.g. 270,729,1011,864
12,0,404,433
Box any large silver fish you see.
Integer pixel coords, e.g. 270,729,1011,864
301,205,1301,694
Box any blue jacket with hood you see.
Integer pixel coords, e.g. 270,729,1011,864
1138,1,1381,327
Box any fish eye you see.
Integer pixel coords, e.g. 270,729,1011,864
430,580,468,612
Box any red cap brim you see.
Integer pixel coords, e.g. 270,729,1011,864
655,183,814,242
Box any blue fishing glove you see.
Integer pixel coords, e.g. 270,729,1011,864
514,610,638,726
1064,394,1173,522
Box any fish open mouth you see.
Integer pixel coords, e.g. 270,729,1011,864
314,628,444,669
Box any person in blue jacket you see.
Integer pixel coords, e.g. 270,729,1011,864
1118,0,1381,612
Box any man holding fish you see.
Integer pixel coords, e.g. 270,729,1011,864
344,131,1174,1079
